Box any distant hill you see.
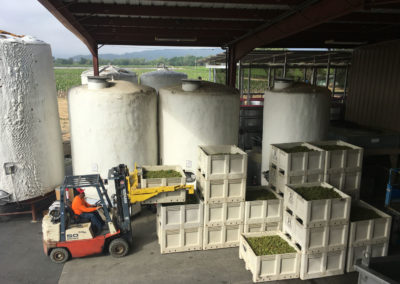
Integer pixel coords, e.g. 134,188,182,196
70,48,222,61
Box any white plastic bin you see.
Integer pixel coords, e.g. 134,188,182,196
300,248,346,280
141,165,185,188
198,145,247,180
310,140,363,173
203,223,243,250
346,240,389,272
196,171,246,204
239,231,301,282
244,187,283,224
244,222,281,233
204,201,244,227
348,201,392,247
270,142,325,176
158,225,203,254
282,210,348,253
157,191,204,230
284,182,351,227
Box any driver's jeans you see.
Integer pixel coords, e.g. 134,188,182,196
80,211,105,235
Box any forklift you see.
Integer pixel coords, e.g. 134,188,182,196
42,164,194,263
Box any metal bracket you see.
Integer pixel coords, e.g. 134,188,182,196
4,163,16,175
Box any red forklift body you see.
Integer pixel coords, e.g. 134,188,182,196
56,231,120,258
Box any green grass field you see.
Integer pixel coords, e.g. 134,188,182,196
54,66,273,95
54,66,211,95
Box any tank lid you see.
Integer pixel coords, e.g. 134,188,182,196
274,78,294,90
182,79,201,91
87,76,109,89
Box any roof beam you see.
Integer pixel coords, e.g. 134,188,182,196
233,0,365,60
95,38,224,47
78,16,260,31
38,0,97,56
88,27,243,38
68,3,282,20
333,11,400,24
150,0,300,4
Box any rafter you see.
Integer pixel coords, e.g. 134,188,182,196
233,0,365,61
68,3,282,20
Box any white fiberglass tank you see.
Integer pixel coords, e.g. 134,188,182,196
261,79,330,184
0,34,64,202
81,65,137,85
68,77,157,198
140,68,187,92
159,80,240,171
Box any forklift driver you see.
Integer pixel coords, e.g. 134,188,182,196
71,188,105,235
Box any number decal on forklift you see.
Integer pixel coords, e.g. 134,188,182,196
67,233,79,240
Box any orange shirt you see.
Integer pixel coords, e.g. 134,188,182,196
71,195,97,215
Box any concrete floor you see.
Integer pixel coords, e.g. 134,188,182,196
1,208,360,284
0,214,63,284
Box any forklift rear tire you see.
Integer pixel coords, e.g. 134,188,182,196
50,248,69,264
109,238,129,258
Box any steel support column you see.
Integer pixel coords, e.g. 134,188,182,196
343,64,349,101
227,45,237,88
332,67,337,97
325,54,331,88
283,53,287,78
92,45,99,76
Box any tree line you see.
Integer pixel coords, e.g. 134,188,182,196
54,55,206,66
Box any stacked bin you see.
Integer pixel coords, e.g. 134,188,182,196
197,145,247,250
156,191,204,254
268,142,326,195
346,201,391,272
140,165,186,204
143,164,203,254
309,140,363,200
244,186,283,233
282,182,351,280
239,231,301,282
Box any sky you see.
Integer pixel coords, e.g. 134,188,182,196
1,0,221,58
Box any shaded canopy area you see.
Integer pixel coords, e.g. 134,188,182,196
38,0,400,85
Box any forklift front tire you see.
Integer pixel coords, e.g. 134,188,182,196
109,238,129,258
50,248,69,264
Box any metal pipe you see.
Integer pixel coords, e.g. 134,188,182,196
268,66,271,88
238,61,242,95
332,67,337,98
283,53,287,78
325,54,331,88
343,64,349,101
247,62,252,104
